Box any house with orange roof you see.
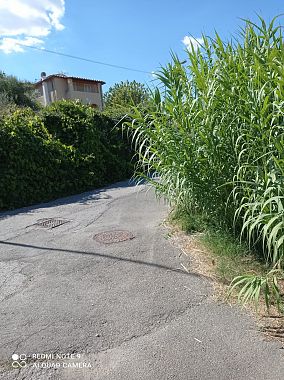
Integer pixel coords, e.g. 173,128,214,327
34,72,105,110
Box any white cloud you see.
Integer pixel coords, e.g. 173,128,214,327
0,36,44,53
0,0,65,53
182,36,203,51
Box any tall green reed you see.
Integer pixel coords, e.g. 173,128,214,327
126,16,284,311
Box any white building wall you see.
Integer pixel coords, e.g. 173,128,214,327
69,89,103,109
35,77,104,110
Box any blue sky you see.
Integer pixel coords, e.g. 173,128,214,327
0,1,283,91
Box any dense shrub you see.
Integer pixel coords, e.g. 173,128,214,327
0,101,133,210
41,101,101,151
103,80,150,116
0,71,40,110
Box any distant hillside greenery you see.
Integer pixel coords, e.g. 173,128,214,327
103,80,150,119
0,71,39,114
0,100,134,210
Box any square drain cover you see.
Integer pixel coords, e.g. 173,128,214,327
35,218,70,229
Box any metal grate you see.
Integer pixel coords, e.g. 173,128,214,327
94,230,135,244
35,218,70,229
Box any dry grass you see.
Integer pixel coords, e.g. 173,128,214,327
165,220,284,343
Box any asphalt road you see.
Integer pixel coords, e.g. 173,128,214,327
0,180,283,380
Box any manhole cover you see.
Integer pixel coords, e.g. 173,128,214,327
94,230,135,244
35,218,70,229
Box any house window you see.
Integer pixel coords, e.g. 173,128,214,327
73,81,98,93
84,84,98,93
73,82,84,92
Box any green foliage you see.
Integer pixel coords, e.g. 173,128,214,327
229,269,283,313
172,208,265,285
41,101,102,153
103,80,149,116
0,100,133,210
202,227,266,284
0,93,17,117
0,71,39,111
126,16,284,311
170,207,211,233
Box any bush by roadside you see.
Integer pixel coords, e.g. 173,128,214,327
0,100,134,210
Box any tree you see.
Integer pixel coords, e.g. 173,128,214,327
103,80,149,116
0,71,39,111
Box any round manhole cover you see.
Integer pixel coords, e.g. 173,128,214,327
94,230,135,244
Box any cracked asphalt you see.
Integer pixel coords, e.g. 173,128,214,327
0,180,283,380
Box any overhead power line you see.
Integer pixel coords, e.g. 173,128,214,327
14,42,152,75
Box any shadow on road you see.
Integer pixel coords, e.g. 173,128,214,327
0,240,201,278
0,179,142,220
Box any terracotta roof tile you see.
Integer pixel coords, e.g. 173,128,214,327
35,74,105,85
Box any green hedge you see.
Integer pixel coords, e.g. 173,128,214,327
0,101,133,210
